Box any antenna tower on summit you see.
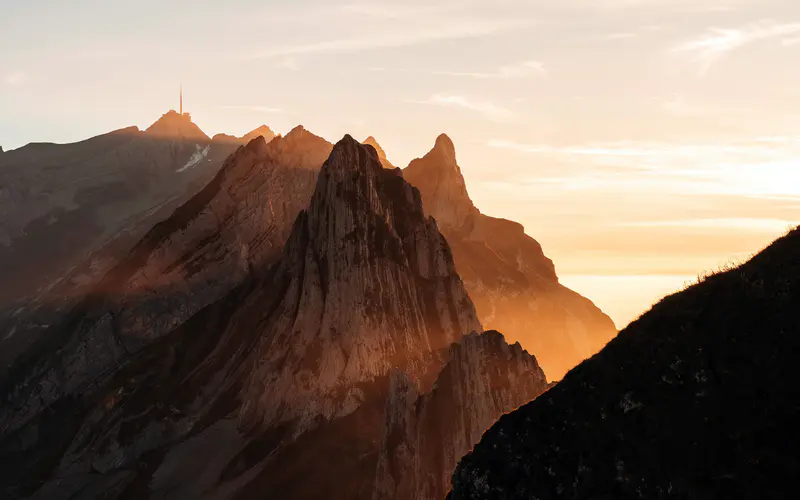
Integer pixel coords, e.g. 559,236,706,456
180,85,183,115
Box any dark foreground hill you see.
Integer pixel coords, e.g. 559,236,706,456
449,227,800,499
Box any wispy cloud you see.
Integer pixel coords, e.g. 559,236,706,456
614,218,795,232
242,18,531,59
590,32,638,41
783,36,800,46
274,57,301,71
372,60,546,79
660,94,706,116
5,71,26,86
673,20,800,75
410,94,515,122
438,60,547,79
220,105,284,113
340,2,457,19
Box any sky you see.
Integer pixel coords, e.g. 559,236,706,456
2,0,800,327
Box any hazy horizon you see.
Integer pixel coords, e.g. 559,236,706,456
3,0,799,328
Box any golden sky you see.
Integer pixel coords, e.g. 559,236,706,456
2,0,799,327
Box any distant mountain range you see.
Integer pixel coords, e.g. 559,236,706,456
1,111,613,499
0,134,548,499
1,110,798,500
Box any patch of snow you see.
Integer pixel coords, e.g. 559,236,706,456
3,326,17,340
177,144,211,173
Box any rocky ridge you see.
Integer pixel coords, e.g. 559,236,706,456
403,134,617,379
0,134,547,500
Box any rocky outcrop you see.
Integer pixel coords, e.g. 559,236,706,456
363,136,396,169
374,331,549,500
450,227,800,500
239,134,481,431
404,134,616,379
0,126,332,439
0,134,485,499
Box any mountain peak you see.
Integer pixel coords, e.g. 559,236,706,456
145,109,210,141
241,125,276,144
403,134,477,230
363,135,397,169
363,136,386,158
433,133,456,159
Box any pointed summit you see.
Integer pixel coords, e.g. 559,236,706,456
362,135,397,169
145,109,210,141
363,136,386,158
241,125,276,144
404,133,615,379
240,134,481,430
404,133,477,231
433,133,456,161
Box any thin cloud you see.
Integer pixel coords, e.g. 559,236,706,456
372,60,546,79
220,105,284,113
438,60,547,79
242,18,532,59
673,20,800,75
783,36,800,46
5,71,26,86
340,2,458,19
410,94,515,122
614,218,795,233
660,94,706,117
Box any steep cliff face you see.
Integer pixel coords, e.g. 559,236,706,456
404,135,616,379
374,331,549,500
450,227,800,500
0,135,486,499
239,134,481,431
0,126,332,439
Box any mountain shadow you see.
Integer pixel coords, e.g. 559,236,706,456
0,135,548,500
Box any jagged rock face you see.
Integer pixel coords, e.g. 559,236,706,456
403,135,616,380
240,135,482,431
0,134,485,500
450,227,800,500
0,127,332,439
363,136,396,169
374,331,549,500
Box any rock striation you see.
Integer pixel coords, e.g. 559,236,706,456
404,134,617,379
0,126,332,443
450,227,800,500
238,134,482,431
0,134,544,500
374,331,549,500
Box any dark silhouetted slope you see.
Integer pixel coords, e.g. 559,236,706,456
450,227,800,500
